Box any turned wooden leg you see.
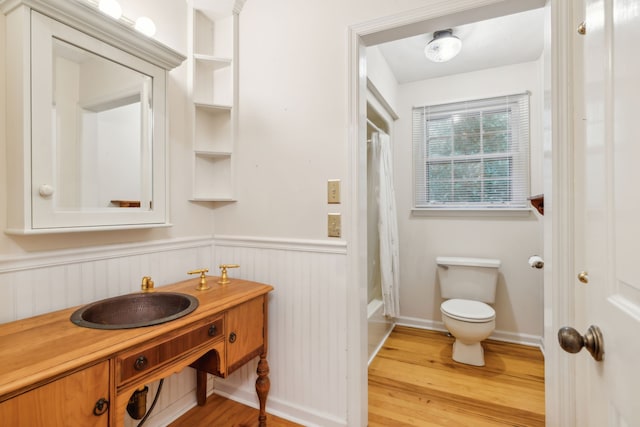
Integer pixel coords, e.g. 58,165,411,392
255,355,270,426
196,369,208,406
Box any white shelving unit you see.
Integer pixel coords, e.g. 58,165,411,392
188,0,243,201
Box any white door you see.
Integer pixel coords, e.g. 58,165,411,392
567,0,640,425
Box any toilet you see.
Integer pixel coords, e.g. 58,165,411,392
436,256,501,366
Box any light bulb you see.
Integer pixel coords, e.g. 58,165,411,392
425,30,462,63
98,0,122,20
135,17,156,37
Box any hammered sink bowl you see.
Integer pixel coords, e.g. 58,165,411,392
70,292,199,329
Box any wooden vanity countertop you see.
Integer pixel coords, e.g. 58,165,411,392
0,277,273,401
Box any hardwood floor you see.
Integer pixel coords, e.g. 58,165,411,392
369,326,545,426
170,326,544,426
168,393,300,427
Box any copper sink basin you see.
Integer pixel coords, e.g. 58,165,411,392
70,292,199,329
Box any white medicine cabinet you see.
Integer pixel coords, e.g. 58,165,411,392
0,0,185,233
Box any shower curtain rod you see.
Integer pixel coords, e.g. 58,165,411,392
366,118,385,134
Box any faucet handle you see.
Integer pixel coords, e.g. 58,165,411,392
218,264,240,285
188,268,210,291
141,276,154,292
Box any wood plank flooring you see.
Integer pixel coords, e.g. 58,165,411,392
369,326,545,426
168,393,300,427
169,326,544,426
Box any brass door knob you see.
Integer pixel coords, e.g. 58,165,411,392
577,21,586,35
578,271,589,284
558,325,604,361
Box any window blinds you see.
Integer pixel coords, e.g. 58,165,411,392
412,93,530,209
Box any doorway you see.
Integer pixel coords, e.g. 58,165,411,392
345,1,573,425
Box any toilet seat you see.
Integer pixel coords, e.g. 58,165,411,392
441,298,495,323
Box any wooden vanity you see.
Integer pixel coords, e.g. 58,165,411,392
0,277,273,426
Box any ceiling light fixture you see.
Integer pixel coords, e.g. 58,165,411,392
424,29,462,63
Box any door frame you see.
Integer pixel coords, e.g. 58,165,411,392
346,0,576,425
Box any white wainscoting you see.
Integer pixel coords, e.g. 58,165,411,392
0,236,215,322
211,235,349,427
0,235,350,427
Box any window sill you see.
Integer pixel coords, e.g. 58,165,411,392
411,208,533,218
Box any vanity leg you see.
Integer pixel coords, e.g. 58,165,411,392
256,355,270,426
196,369,208,406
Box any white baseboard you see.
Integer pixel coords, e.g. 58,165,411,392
213,383,348,427
395,315,544,349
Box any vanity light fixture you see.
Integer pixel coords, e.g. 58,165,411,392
98,0,122,20
424,29,462,63
135,16,157,37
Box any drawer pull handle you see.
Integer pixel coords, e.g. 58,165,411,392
208,324,217,336
229,332,237,343
93,397,109,416
134,355,149,371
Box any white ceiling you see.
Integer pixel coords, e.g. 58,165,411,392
375,8,545,84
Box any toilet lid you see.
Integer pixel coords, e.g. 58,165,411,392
441,299,495,322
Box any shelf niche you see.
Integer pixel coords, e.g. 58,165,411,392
188,0,243,202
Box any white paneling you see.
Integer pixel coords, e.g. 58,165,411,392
0,236,214,322
212,236,349,427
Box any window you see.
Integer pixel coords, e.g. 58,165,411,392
412,93,530,210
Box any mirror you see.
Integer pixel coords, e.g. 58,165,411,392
53,38,152,211
1,1,185,234
27,10,174,230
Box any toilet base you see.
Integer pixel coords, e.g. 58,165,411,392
452,340,485,366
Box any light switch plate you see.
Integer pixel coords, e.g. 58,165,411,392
328,179,341,204
328,213,341,237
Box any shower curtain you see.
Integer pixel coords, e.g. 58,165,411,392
371,132,400,317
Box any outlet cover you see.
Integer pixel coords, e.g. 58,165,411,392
328,179,341,204
328,213,341,237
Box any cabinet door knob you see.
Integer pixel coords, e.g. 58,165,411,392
134,355,148,371
38,184,54,197
208,324,217,337
93,397,109,416
229,332,237,343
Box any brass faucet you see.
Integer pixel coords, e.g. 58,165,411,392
188,269,210,291
141,276,154,292
218,264,240,285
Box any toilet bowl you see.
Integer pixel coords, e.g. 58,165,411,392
436,256,501,367
441,298,495,366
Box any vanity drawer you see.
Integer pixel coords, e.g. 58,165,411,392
117,316,224,385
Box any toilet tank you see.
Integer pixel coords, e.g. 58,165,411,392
436,257,501,303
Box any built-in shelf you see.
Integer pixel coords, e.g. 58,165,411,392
194,102,232,110
188,0,242,202
193,54,232,65
194,150,232,158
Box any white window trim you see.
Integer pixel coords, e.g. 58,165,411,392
413,92,531,212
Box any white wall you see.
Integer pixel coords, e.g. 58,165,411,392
366,46,399,113
394,61,545,341
213,0,430,239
